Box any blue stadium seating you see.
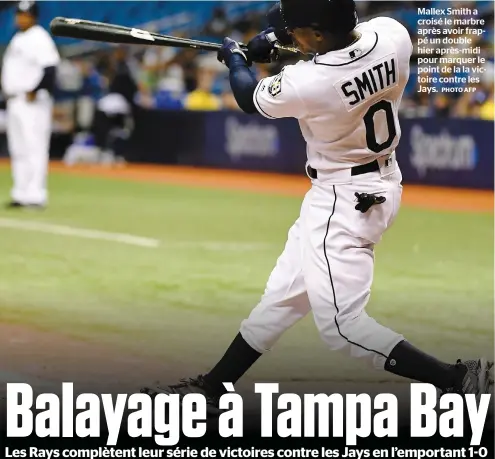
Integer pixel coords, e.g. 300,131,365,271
0,1,274,45
0,0,492,46
1,0,491,102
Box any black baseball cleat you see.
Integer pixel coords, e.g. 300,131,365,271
5,201,23,208
5,201,45,210
443,358,494,401
141,375,222,416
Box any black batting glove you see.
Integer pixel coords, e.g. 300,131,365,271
354,193,386,213
247,27,280,64
217,37,249,68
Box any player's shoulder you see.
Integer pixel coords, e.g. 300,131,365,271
259,61,303,95
358,16,410,36
274,60,314,86
28,25,55,42
271,60,308,77
358,16,412,49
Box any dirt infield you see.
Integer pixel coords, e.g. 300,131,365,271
0,159,492,212
0,322,194,397
0,322,407,397
48,161,494,213
0,322,416,425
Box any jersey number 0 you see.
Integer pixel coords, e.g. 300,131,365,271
364,100,397,154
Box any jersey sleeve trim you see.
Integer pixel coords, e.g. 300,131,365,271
253,79,276,119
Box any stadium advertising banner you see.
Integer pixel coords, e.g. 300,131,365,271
203,112,307,174
2,110,492,190
396,118,494,190
201,112,494,190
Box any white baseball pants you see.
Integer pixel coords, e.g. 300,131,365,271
6,94,53,205
240,154,404,370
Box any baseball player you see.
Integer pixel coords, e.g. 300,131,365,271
1,1,60,208
142,0,493,409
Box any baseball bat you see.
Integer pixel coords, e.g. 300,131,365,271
50,17,234,52
50,16,299,55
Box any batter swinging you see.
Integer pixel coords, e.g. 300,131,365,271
142,0,493,408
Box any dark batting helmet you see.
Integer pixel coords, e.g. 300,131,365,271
280,0,358,35
16,0,39,18
266,2,293,46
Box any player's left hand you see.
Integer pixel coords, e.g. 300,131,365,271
26,91,36,102
217,37,249,68
247,27,280,64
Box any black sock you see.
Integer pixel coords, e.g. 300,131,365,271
385,340,462,390
203,333,262,396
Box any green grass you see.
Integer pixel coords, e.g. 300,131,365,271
0,171,492,382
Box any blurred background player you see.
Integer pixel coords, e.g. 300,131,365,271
0,1,60,209
89,46,138,165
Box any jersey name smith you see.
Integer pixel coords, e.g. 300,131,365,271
336,54,398,110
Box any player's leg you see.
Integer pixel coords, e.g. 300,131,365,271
24,99,51,206
142,192,313,406
5,99,29,206
201,217,311,393
303,167,404,368
303,166,492,396
91,108,111,161
239,200,312,355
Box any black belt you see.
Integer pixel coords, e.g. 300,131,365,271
306,159,380,180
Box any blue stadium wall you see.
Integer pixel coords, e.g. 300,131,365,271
0,110,489,190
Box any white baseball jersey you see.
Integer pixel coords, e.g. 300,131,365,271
1,24,60,97
253,17,413,172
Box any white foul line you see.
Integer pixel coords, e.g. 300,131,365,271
169,241,273,251
0,218,160,248
0,218,274,251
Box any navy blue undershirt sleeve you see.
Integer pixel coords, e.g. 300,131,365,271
33,66,57,95
228,54,259,114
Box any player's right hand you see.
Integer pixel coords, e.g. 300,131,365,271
247,28,280,64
